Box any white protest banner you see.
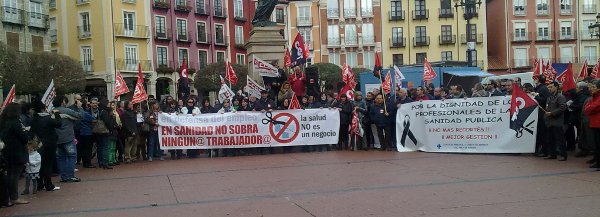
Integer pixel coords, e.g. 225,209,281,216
396,96,538,153
218,83,234,103
41,80,56,111
253,56,279,77
158,109,340,149
244,76,265,98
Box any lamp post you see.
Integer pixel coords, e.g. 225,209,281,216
589,13,600,39
453,0,482,67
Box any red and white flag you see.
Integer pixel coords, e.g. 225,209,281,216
225,61,238,85
423,58,437,81
382,72,392,94
114,71,129,98
336,83,355,101
578,59,588,79
131,63,148,104
342,63,356,89
284,48,292,68
557,63,576,91
1,84,16,113
288,92,301,109
543,62,557,83
532,58,543,81
180,58,189,79
592,58,600,79
350,111,360,136
393,65,405,87
41,80,56,111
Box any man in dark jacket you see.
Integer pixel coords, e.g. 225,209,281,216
573,82,592,157
121,101,138,163
544,82,567,161
534,75,551,157
370,94,392,151
254,90,275,111
333,94,354,150
31,101,62,191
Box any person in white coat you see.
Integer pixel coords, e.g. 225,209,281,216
21,142,41,195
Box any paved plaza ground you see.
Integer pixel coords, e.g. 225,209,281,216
2,151,600,217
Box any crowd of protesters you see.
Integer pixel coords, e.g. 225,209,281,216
0,65,599,208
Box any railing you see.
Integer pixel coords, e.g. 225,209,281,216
560,6,572,14
214,36,228,46
80,60,93,73
439,8,453,18
116,59,152,71
154,28,171,40
50,29,57,43
114,23,149,38
389,10,404,21
535,32,552,41
582,4,597,14
76,0,90,5
214,6,227,18
412,9,429,20
362,35,375,45
510,32,532,42
1,7,25,24
463,6,479,17
512,59,531,68
389,37,405,48
327,8,339,18
195,2,209,15
514,5,526,15
439,35,456,45
536,6,549,15
581,30,600,40
558,30,577,40
153,0,171,9
176,31,192,42
344,8,356,17
297,17,311,26
175,0,192,12
27,12,48,29
413,36,430,46
327,37,340,47
460,33,484,43
49,0,56,9
345,35,358,46
122,0,136,3
361,8,373,17
77,25,91,39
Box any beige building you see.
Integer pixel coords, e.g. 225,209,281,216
0,0,50,52
288,0,322,65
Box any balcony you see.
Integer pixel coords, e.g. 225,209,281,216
176,31,192,42
1,7,25,24
116,59,152,71
50,29,57,43
345,36,358,46
327,37,340,47
114,23,149,38
175,1,192,13
28,12,49,29
122,0,136,3
388,10,405,21
214,6,227,18
582,4,597,14
297,17,311,27
412,9,429,20
361,8,373,17
214,36,228,46
77,25,91,39
511,32,532,42
154,28,171,41
344,8,356,18
195,2,209,15
439,35,456,45
514,6,526,16
153,0,170,9
389,38,405,48
560,6,572,15
512,59,532,68
438,8,453,18
535,32,552,41
327,8,339,19
80,60,93,73
362,35,375,46
463,6,479,18
558,31,577,41
235,39,245,49
460,34,484,44
76,0,90,5
581,30,600,41
413,36,430,47
49,0,56,9
536,6,549,15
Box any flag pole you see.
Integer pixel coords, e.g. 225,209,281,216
378,72,388,114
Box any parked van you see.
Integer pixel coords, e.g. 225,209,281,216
481,72,534,86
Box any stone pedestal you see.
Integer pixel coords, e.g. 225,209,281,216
245,27,287,84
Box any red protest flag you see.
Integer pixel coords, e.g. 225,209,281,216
382,71,392,94
350,111,360,135
342,63,356,89
131,63,148,104
543,63,557,83
423,58,437,81
288,92,301,109
533,58,542,81
284,48,292,68
592,58,600,79
0,84,15,113
578,59,588,79
180,58,189,79
336,83,355,101
557,63,576,92
114,70,129,98
373,51,382,78
291,33,307,67
225,61,238,85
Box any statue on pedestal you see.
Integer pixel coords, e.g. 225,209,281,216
252,0,278,27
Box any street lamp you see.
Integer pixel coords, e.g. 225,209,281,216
453,0,482,67
589,13,600,39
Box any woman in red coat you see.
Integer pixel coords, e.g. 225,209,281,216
584,80,600,170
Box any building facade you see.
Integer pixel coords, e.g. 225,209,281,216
288,0,321,66
487,0,598,73
50,0,154,99
1,0,50,52
380,0,488,70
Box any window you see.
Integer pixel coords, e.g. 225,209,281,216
346,51,357,67
329,52,340,65
81,46,92,72
560,46,573,63
49,17,57,42
299,27,311,45
560,0,571,14
467,24,477,42
537,21,549,40
392,27,403,45
32,36,43,52
197,22,206,42
391,0,402,19
363,51,374,69
157,47,168,67
416,53,427,64
464,0,477,15
514,0,525,15
344,0,356,17
328,25,340,45
393,54,403,66
5,32,18,50
560,21,572,39
124,45,138,70
236,54,245,65
155,16,166,38
80,12,90,36
216,51,225,63
441,25,452,43
198,50,208,69
362,23,374,44
178,48,188,67
177,19,187,41
3,0,20,23
195,0,205,14
536,0,548,15
361,0,373,16
29,1,43,27
276,8,284,23
298,6,310,25
537,47,550,60
514,48,528,67
583,0,596,13
440,0,452,16
215,24,224,44
234,0,243,18
345,24,357,45
327,0,339,18
583,46,598,62
123,12,136,36
415,0,426,17
514,22,526,40
441,51,452,61
176,0,187,6
214,0,223,16
235,26,244,45
415,26,427,44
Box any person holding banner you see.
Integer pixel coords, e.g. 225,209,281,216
180,99,201,159
370,94,392,151
254,90,275,112
237,98,252,112
333,94,354,150
145,103,163,162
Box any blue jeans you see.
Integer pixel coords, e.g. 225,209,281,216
56,141,77,180
97,136,109,166
147,131,159,159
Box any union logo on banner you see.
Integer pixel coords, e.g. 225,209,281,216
252,56,279,77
